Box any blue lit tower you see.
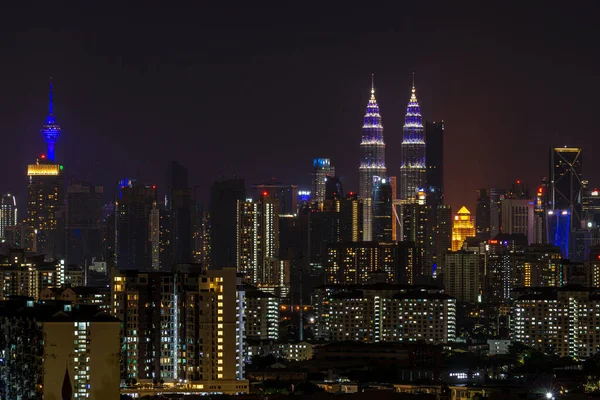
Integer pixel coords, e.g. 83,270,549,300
40,78,61,161
359,75,386,240
400,76,425,203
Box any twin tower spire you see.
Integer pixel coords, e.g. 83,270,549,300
358,74,425,240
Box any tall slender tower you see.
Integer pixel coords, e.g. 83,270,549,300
400,76,425,203
40,78,61,161
359,75,386,240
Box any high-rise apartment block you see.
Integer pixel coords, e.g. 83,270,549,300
0,194,17,239
236,194,283,293
325,241,415,285
245,289,279,340
210,178,246,269
513,286,600,358
443,251,480,303
112,267,248,393
313,284,455,343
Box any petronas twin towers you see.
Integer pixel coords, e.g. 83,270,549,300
359,75,426,240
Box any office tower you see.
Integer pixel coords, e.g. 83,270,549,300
0,247,64,300
489,188,506,238
500,198,534,243
40,78,61,161
27,156,63,258
112,267,248,394
149,201,170,271
476,189,491,240
252,182,298,215
451,206,476,251
359,77,386,240
444,251,480,303
236,193,281,290
512,287,600,358
167,161,192,264
425,121,444,207
245,289,279,340
115,179,157,270
65,181,103,268
210,178,246,269
401,190,428,278
325,242,412,285
433,204,453,277
0,193,17,239
312,157,336,209
400,78,425,203
313,284,455,343
372,178,393,241
549,147,583,231
0,299,120,399
192,206,211,267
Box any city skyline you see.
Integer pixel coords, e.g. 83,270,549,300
2,4,600,214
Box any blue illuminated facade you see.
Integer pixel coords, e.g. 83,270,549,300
40,79,61,161
400,78,425,202
547,210,571,259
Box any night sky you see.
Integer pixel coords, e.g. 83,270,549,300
3,3,600,213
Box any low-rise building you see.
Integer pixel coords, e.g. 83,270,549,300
0,298,120,399
281,341,313,361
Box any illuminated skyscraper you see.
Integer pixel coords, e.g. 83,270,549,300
0,194,17,239
236,193,281,291
549,147,583,230
451,206,476,251
40,78,61,162
359,76,386,240
400,77,425,203
27,156,63,258
312,158,335,209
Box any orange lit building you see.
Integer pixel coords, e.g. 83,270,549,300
451,206,475,251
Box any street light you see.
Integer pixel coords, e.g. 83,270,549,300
546,392,553,400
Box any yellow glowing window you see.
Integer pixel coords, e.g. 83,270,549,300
218,366,223,371
218,324,223,329
217,338,223,343
218,345,223,350
218,295,223,300
218,374,223,379
218,316,223,322
217,310,223,314
218,359,223,364
218,352,223,357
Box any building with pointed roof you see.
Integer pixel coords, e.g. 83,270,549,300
451,206,476,251
400,76,426,203
359,75,386,240
40,78,61,161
